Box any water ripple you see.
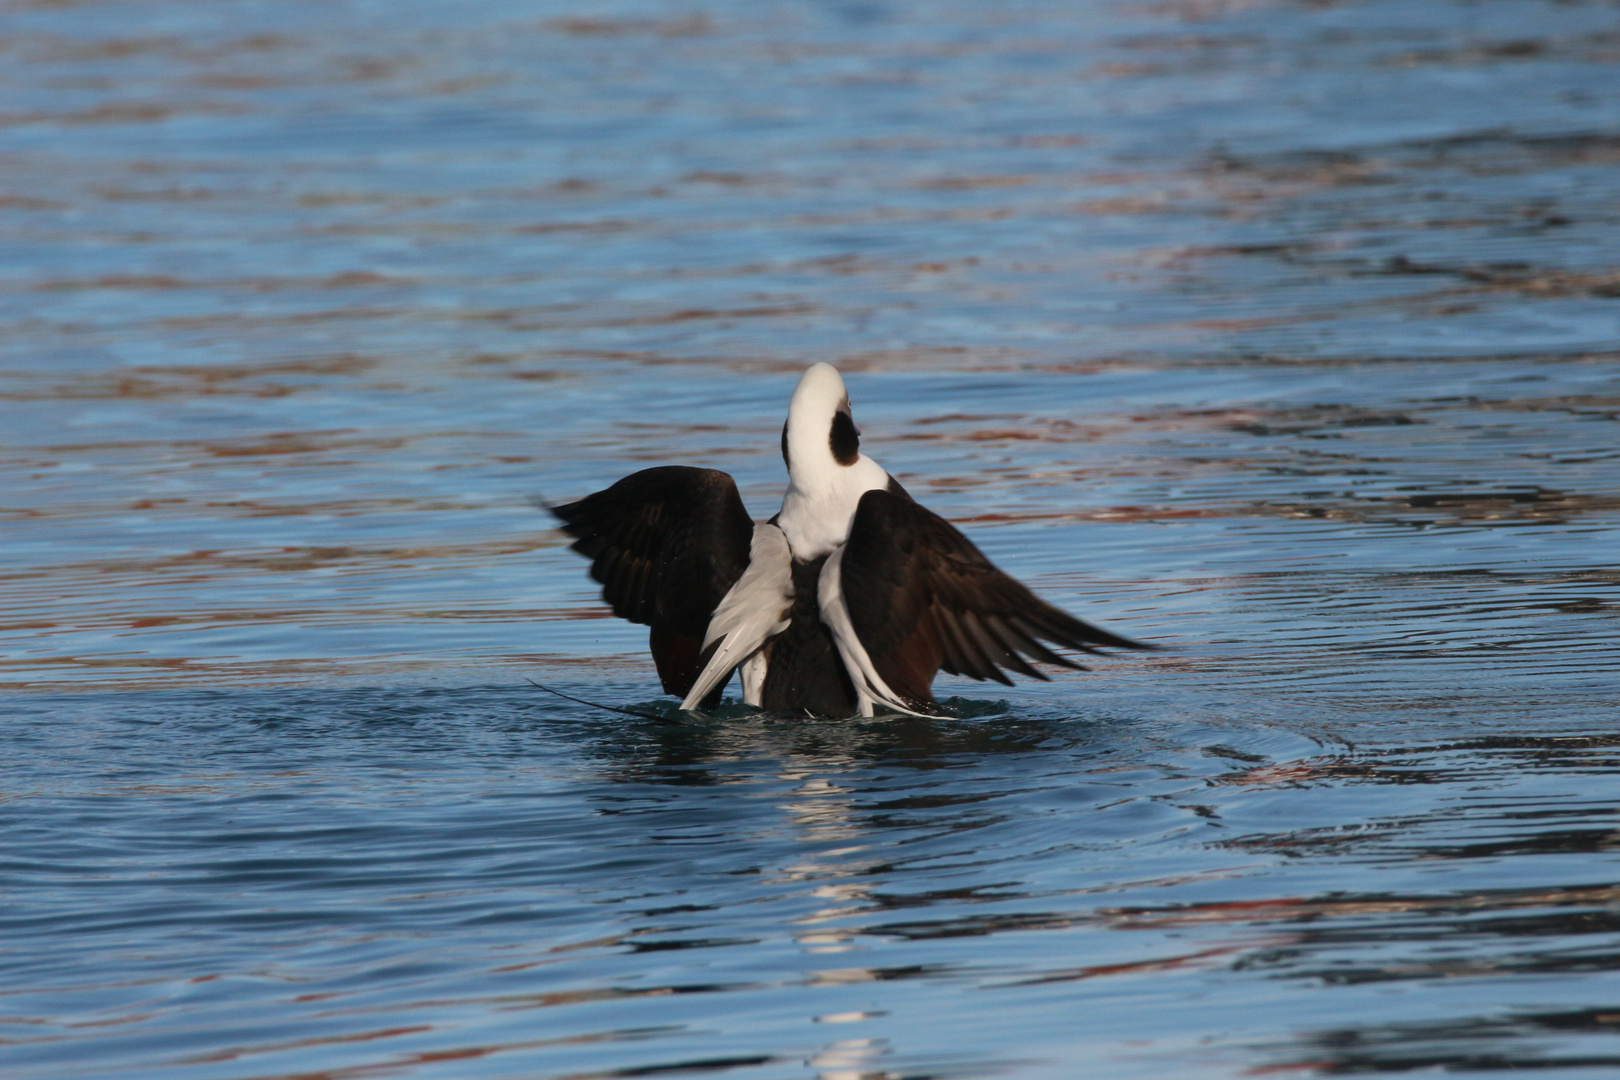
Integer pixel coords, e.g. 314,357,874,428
4,0,1620,1076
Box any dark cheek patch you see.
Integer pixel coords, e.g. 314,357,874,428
830,411,860,465
781,421,790,468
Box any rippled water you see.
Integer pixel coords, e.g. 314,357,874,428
4,0,1620,1076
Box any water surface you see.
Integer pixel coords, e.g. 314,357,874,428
3,0,1619,1076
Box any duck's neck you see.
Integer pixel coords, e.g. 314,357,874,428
777,453,890,561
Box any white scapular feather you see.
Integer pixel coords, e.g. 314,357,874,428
817,544,931,717
738,650,770,704
680,523,794,710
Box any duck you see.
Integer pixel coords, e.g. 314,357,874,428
549,363,1148,716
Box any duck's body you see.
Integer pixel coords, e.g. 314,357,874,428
755,551,857,714
550,364,1147,716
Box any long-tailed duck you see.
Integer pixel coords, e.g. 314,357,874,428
550,363,1148,716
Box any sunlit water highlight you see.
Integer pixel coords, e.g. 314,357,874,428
2,0,1619,1077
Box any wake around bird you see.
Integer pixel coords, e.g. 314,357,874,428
549,363,1150,717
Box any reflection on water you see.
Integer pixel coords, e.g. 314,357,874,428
8,690,1620,1078
3,0,1619,1077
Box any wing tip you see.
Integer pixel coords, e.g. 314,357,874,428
1106,631,1164,651
537,493,587,533
1098,634,1160,652
1035,607,1160,654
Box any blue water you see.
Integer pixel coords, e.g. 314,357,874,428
3,0,1620,1076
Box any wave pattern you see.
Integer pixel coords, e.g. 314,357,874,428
2,0,1618,1077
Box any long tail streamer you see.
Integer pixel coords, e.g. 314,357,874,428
523,678,680,724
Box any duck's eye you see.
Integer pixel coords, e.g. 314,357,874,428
829,411,859,465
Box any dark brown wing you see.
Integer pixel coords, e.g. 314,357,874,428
839,487,1150,704
549,467,754,698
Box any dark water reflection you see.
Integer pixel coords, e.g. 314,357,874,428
4,0,1620,1076
8,688,1620,1078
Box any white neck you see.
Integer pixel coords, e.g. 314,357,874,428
777,452,890,561
774,363,890,561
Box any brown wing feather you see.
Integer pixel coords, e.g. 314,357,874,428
839,488,1150,705
549,466,754,699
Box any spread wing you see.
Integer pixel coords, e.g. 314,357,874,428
549,466,755,699
838,487,1149,705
